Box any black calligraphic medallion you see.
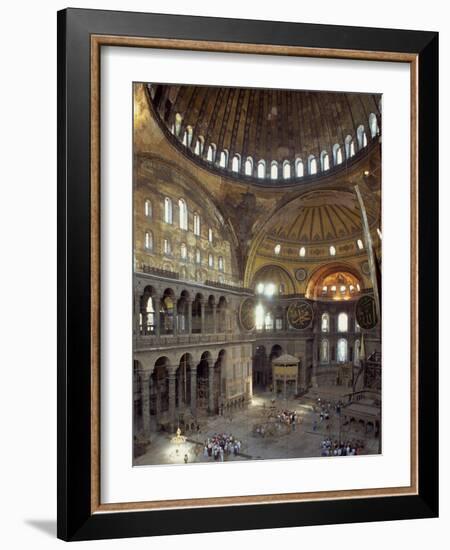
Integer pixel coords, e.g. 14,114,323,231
355,295,378,329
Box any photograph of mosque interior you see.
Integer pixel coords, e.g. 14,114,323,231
133,82,382,466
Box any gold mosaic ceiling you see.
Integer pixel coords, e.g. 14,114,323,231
265,190,378,244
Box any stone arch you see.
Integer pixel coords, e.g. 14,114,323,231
305,262,364,299
251,264,296,295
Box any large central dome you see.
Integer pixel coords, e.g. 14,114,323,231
147,84,381,184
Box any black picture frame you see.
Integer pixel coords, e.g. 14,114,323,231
57,8,438,541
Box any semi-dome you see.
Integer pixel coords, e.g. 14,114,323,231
147,83,381,185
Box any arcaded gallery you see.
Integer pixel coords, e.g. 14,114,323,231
132,83,382,465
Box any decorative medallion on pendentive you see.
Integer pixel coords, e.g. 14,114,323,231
355,295,378,329
295,268,307,282
239,297,256,331
287,300,313,330
361,261,370,275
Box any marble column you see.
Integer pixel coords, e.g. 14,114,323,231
190,367,197,417
141,370,151,439
168,370,177,429
186,301,192,335
200,302,206,334
177,368,183,410
154,296,160,337
212,304,217,334
208,363,215,414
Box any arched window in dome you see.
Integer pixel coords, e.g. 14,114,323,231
257,160,266,179
231,154,241,173
337,338,348,363
320,151,330,171
206,143,216,162
338,312,348,332
345,135,355,158
174,113,182,136
182,125,193,147
194,136,204,155
193,213,201,236
283,160,291,179
321,339,329,363
357,125,368,149
333,144,343,165
244,157,253,176
270,161,278,180
180,242,187,260
144,199,152,218
321,313,330,333
356,238,364,250
178,198,188,230
377,227,382,240
369,113,378,138
295,158,304,178
308,155,318,175
144,231,153,251
274,243,281,255
164,197,173,224
219,149,228,168
329,245,336,256
299,246,306,257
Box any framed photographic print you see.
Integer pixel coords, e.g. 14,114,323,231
57,8,439,541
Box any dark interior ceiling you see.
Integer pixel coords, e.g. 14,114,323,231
147,83,381,183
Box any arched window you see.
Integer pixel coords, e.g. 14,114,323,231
218,256,224,271
257,160,266,179
264,283,276,297
321,339,329,363
333,144,343,165
244,156,253,176
264,311,274,331
329,245,336,256
163,238,172,255
219,149,228,168
194,136,204,155
270,161,278,180
195,248,201,264
354,339,361,366
345,135,355,158
174,113,182,136
369,113,378,138
144,231,153,251
377,227,382,240
206,143,216,162
299,246,306,257
274,243,281,255
256,282,264,295
208,227,213,242
283,160,291,179
337,338,348,363
180,242,187,260
164,197,173,224
231,154,240,173
144,199,152,218
145,296,155,334
357,125,368,149
338,312,348,332
208,253,214,268
295,158,304,178
308,155,317,175
255,304,264,331
182,125,193,147
193,213,201,236
356,238,364,250
320,151,330,171
321,313,330,333
178,198,188,230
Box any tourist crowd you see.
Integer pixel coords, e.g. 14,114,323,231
203,433,242,461
320,438,364,456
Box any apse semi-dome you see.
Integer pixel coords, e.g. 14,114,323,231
147,83,381,185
